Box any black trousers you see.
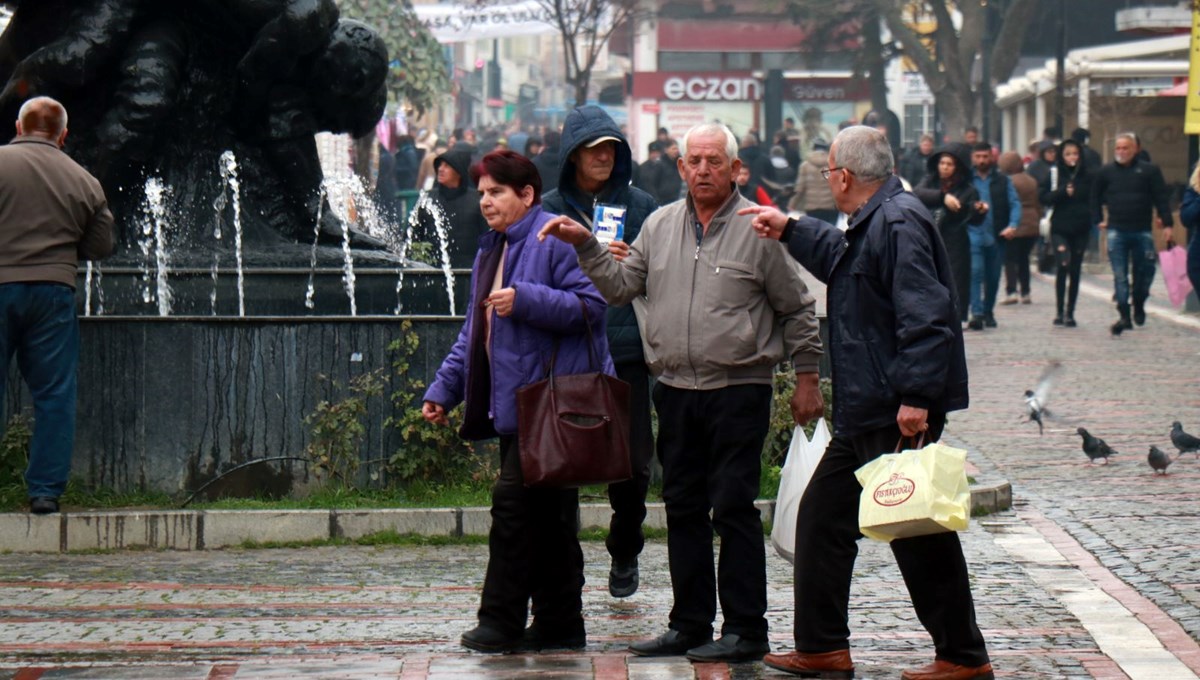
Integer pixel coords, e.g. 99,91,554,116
1003,235,1037,296
653,382,772,641
478,434,584,637
1053,232,1089,318
606,361,654,563
792,416,990,666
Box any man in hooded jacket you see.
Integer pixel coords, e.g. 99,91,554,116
412,148,487,269
541,105,660,599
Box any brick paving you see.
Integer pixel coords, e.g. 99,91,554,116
0,267,1196,678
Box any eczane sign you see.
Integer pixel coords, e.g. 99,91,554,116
632,72,868,102
663,76,762,101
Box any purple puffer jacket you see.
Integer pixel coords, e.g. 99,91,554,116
423,205,613,438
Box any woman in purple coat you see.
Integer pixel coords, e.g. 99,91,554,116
421,150,612,654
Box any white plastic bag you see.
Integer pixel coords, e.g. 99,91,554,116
771,419,830,563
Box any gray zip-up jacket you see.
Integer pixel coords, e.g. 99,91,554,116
574,185,821,389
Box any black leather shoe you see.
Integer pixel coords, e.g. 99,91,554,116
685,634,770,662
29,497,59,515
967,317,984,331
1133,303,1146,326
461,625,521,653
609,558,638,598
521,620,586,651
629,629,712,657
1064,316,1077,328
983,314,997,328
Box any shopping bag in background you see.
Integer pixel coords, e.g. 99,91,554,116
1158,242,1194,307
771,419,830,563
854,442,970,543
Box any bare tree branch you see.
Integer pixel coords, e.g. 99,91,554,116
991,0,1038,82
535,0,641,106
872,1,939,90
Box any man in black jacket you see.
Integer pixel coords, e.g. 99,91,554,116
531,129,561,193
1092,132,1174,334
541,105,660,604
410,148,486,269
740,126,993,680
1070,128,1102,172
635,141,665,198
652,138,683,205
898,134,934,187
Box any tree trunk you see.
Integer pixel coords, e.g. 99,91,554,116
574,76,588,107
863,10,889,113
937,90,972,144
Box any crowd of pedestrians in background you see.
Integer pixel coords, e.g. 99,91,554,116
381,112,1195,340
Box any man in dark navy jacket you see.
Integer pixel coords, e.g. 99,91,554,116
739,126,993,680
541,106,659,600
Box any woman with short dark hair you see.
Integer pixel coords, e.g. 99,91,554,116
421,149,612,654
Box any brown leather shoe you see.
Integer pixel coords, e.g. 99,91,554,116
762,649,853,678
901,659,995,680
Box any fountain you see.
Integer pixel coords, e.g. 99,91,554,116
0,1,471,496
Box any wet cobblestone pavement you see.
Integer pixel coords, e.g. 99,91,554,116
0,269,1197,679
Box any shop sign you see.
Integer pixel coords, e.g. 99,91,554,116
632,71,868,102
663,75,762,101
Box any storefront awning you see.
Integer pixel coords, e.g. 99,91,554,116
1159,79,1189,97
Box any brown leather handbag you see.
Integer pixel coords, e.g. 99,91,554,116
516,298,631,488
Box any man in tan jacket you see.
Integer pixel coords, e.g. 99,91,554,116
539,122,823,664
0,97,113,514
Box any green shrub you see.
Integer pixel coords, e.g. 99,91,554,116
383,320,498,486
0,413,31,506
304,370,385,490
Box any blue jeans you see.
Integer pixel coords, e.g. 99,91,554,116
970,239,1006,318
0,283,79,499
1107,230,1156,309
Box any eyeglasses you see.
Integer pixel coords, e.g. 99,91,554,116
821,166,852,181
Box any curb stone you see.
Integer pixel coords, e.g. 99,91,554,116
0,482,1011,553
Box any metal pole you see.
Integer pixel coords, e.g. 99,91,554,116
981,1,992,143
1055,0,1066,137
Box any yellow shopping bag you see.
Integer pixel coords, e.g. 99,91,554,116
854,442,970,543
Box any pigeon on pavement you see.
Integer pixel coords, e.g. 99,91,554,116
1077,427,1117,465
1148,445,1173,475
1023,361,1062,435
1170,422,1200,458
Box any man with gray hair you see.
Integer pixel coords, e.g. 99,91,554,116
539,122,824,663
740,126,992,680
0,97,113,514
1091,131,1173,335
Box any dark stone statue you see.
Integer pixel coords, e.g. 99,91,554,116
0,0,390,264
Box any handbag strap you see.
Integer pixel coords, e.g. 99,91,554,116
540,296,601,380
893,432,926,452
576,295,602,372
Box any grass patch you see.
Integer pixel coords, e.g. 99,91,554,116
232,527,671,550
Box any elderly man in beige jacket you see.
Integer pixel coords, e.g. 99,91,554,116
539,122,823,665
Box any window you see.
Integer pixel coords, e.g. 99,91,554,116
659,51,723,71
903,104,932,147
726,52,752,70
